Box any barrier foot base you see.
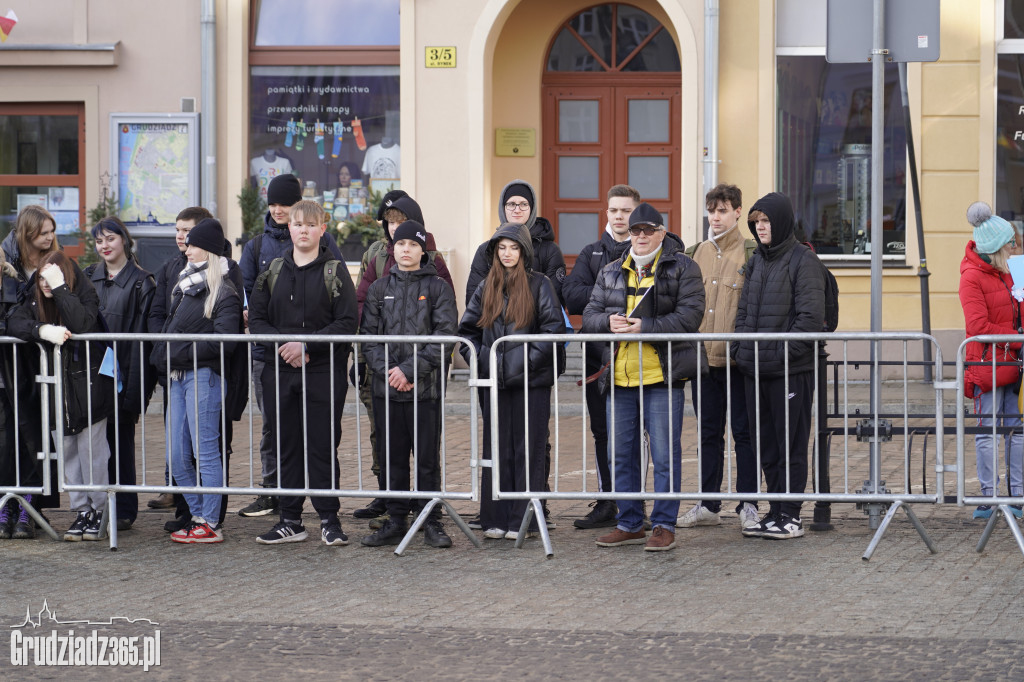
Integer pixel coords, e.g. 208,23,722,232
862,501,935,561
0,493,60,541
975,505,1024,557
516,499,553,558
809,503,833,532
395,498,482,556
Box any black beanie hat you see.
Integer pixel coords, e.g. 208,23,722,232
392,220,428,251
501,183,533,209
185,218,225,255
267,173,302,207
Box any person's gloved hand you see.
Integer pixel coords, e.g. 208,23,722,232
39,263,66,290
38,324,71,346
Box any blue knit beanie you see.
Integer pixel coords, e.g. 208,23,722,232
968,201,1015,254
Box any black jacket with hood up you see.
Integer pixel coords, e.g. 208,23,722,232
459,223,567,389
360,258,458,402
733,192,825,377
465,179,566,305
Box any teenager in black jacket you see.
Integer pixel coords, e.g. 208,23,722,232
734,192,825,540
359,220,458,549
9,251,114,542
248,200,358,547
151,219,242,544
84,217,157,530
562,183,638,529
459,223,566,540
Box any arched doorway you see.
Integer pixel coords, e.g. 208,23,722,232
542,3,681,265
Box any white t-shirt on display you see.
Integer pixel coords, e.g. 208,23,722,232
250,155,294,201
361,144,400,182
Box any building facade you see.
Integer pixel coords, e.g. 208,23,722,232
0,0,1014,356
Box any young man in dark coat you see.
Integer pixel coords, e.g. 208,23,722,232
733,192,825,540
358,220,458,548
563,183,639,529
237,174,344,518
249,200,358,546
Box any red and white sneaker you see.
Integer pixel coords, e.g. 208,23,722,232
171,518,223,544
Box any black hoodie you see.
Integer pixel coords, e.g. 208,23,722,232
465,179,566,305
733,192,825,377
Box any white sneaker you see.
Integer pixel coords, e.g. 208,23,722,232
676,503,721,528
738,503,760,529
483,527,506,539
505,530,537,540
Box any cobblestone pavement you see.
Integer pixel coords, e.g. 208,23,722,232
3,379,1023,679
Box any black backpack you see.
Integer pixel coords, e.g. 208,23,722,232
799,247,840,332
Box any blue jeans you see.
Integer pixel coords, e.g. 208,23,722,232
607,385,683,532
974,385,1024,498
168,367,224,524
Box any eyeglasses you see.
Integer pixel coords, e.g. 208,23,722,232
628,225,662,236
504,201,530,212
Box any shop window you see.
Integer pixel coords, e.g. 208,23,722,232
249,2,400,261
0,103,84,244
997,2,1024,221
776,3,906,261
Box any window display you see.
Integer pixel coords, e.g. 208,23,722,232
249,65,400,219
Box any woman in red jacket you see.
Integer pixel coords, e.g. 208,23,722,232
960,202,1023,519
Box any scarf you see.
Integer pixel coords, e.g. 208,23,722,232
628,244,662,279
173,257,229,297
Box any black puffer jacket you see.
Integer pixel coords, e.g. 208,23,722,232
248,244,358,373
360,260,458,401
0,266,43,459
465,179,566,305
85,260,157,414
563,231,631,374
150,263,243,374
733,192,825,377
581,232,706,393
459,223,567,389
8,265,114,435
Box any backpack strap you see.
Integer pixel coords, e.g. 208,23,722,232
744,238,757,263
258,257,284,295
370,241,389,279
323,259,343,301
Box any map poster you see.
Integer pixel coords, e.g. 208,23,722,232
110,113,199,224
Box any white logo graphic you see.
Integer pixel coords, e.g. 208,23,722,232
10,601,160,671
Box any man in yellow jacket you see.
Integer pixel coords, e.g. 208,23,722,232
676,184,760,532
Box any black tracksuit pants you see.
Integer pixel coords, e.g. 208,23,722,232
372,397,440,520
744,371,814,519
691,366,758,513
480,386,550,533
105,411,139,521
263,367,345,521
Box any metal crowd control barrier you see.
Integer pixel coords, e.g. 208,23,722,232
0,338,61,541
58,333,480,555
487,332,945,559
956,334,1024,557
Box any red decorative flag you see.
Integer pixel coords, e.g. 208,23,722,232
0,10,17,43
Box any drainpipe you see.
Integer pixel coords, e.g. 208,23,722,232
201,0,217,215
702,0,720,237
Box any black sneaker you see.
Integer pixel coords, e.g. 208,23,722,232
83,511,103,541
360,518,408,547
424,520,453,548
742,512,780,538
0,500,15,539
761,513,804,540
238,495,278,517
256,520,308,544
116,518,134,531
353,498,387,519
12,501,35,540
573,500,618,529
320,517,349,546
64,511,92,542
164,515,190,533
467,515,482,530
